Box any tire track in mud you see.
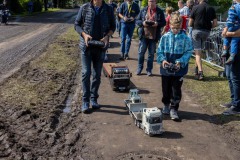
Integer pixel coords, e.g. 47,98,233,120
0,52,86,159
0,23,68,83
0,9,77,84
0,10,92,159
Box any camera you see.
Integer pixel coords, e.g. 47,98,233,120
145,21,155,26
164,63,180,75
87,40,105,48
125,16,133,22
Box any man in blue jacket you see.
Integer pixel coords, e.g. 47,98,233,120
136,0,166,76
118,0,140,60
75,0,116,113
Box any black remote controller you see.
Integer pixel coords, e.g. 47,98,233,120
88,40,105,48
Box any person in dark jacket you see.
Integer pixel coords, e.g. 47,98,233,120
135,0,166,76
118,0,140,60
75,0,116,113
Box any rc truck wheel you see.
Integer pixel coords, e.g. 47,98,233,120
137,121,140,128
134,119,137,126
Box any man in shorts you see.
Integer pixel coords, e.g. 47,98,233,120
188,0,217,80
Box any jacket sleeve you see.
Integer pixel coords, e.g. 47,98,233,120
175,36,193,68
135,3,140,16
108,6,116,33
136,9,143,27
74,6,84,36
157,36,166,64
157,9,166,28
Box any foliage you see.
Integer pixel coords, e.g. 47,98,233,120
141,0,147,7
9,0,24,13
34,0,43,12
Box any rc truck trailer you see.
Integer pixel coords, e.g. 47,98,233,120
124,89,164,136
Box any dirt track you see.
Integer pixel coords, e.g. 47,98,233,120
0,9,76,83
0,9,239,160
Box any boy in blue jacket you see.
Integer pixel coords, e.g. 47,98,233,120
157,12,193,120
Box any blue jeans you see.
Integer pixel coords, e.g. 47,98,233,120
81,47,105,103
223,26,240,55
120,22,135,56
225,50,240,108
137,38,156,72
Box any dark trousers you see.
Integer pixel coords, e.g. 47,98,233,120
161,76,183,111
81,47,105,103
225,50,240,108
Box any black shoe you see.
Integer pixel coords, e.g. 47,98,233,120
125,55,129,60
198,71,204,80
222,106,240,115
220,103,232,108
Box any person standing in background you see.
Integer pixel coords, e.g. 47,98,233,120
118,0,140,60
178,0,188,16
221,28,240,115
221,0,240,65
188,0,217,80
161,6,174,35
136,0,166,76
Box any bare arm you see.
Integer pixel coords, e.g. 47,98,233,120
222,28,240,37
188,18,193,27
212,19,217,28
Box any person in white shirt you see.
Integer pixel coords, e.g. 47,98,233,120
178,0,189,16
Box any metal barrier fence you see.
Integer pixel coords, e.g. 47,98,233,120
203,22,226,70
196,22,226,70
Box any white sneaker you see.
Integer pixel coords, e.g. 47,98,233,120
170,109,179,120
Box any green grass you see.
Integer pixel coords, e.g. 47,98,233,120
184,58,240,121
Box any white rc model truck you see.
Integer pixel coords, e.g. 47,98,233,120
124,89,164,136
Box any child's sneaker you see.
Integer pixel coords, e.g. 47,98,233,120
91,100,100,109
170,109,179,120
225,55,235,65
221,49,228,57
162,104,170,115
81,102,90,113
